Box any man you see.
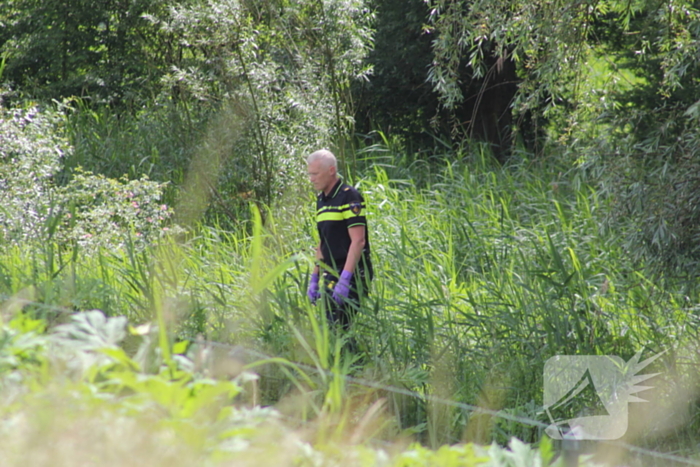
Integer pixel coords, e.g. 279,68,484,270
306,149,373,332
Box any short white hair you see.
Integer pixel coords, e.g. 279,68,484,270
306,149,337,169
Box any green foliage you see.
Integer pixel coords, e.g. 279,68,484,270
0,103,174,252
60,97,206,200
426,0,588,113
0,105,69,243
56,170,173,250
0,314,47,375
355,0,441,146
146,0,374,210
425,0,700,153
0,0,165,105
3,0,376,222
0,309,288,465
3,1,700,460
1,141,698,463
547,3,700,278
599,132,700,280
424,0,700,276
393,437,577,467
0,307,607,466
24,0,377,228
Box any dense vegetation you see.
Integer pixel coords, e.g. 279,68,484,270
1,0,700,465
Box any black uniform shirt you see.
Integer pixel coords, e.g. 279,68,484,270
316,178,372,276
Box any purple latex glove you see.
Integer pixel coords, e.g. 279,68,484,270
307,272,320,304
332,270,353,305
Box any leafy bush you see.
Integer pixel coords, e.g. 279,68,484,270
0,309,603,466
145,0,374,226
0,106,68,244
55,170,174,250
0,104,174,252
601,107,700,281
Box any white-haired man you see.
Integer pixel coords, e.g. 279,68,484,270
306,149,373,334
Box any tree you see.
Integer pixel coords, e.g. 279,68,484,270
143,0,374,224
425,0,700,274
425,0,700,138
0,0,166,106
355,0,439,146
2,0,375,228
355,0,519,160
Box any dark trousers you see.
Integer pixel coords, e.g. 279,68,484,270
321,270,364,331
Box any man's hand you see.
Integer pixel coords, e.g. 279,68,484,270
332,270,353,304
307,272,320,304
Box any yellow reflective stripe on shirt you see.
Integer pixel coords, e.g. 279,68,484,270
343,203,365,219
317,203,353,212
343,209,359,220
316,203,366,222
317,211,345,222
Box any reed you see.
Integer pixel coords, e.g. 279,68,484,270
1,134,697,465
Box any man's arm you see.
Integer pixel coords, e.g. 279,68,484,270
343,225,366,275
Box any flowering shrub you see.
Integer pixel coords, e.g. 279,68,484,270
0,105,174,251
55,170,174,250
0,106,68,244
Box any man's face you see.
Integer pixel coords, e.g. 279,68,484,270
307,159,336,194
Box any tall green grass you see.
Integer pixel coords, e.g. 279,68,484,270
59,99,204,194
1,139,698,464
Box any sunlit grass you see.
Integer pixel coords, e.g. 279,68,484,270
1,141,699,465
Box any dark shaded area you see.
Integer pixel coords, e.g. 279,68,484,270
450,53,518,163
355,0,519,161
0,0,165,107
354,0,440,150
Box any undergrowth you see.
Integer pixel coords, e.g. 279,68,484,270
1,108,699,466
